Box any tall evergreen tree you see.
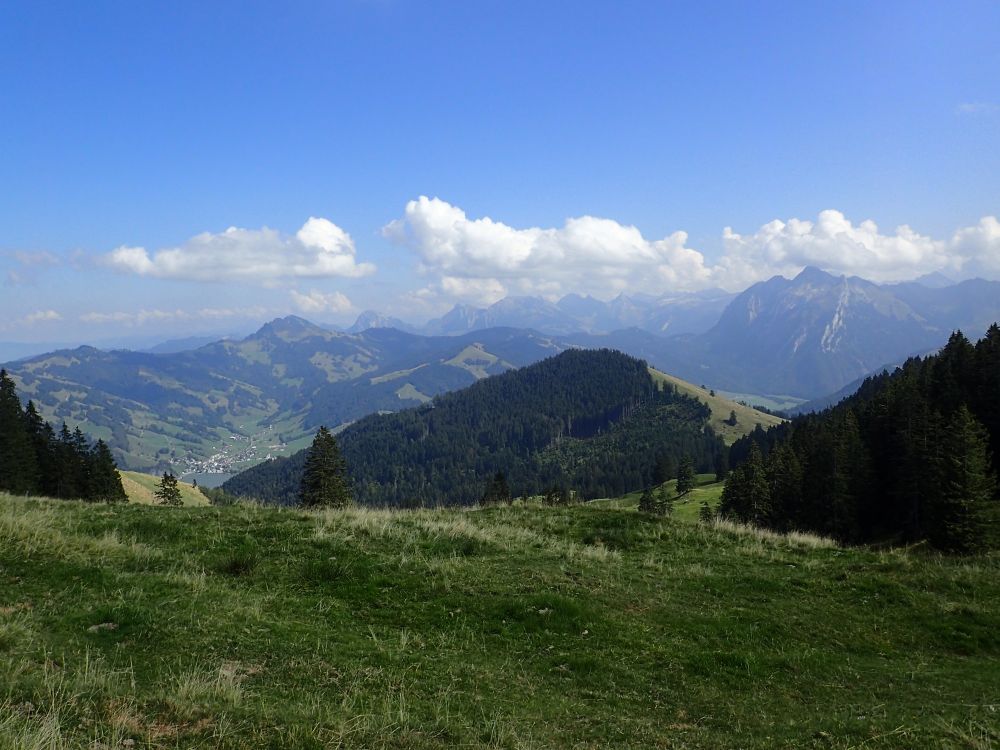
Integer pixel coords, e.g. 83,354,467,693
720,442,770,524
480,470,511,506
676,456,696,497
927,406,998,553
767,443,802,531
638,486,656,513
973,323,1000,470
154,472,183,506
87,440,127,503
299,426,352,508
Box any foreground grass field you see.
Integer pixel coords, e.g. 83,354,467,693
1,494,998,749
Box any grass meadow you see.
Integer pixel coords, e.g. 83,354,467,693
1,488,998,748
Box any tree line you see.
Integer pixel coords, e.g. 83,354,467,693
0,369,127,502
720,325,1000,552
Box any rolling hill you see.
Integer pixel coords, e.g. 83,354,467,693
223,350,746,506
3,319,568,475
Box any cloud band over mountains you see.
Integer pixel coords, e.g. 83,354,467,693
79,200,1000,320
384,197,1000,304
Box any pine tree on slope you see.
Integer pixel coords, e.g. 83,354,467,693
299,426,352,508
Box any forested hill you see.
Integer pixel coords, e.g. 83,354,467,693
722,324,1000,552
223,349,725,506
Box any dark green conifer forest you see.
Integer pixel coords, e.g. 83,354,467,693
0,369,127,502
723,325,1000,551
224,350,725,506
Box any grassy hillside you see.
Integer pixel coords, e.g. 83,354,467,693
5,323,569,475
120,470,208,506
591,473,725,521
2,494,998,748
649,367,785,444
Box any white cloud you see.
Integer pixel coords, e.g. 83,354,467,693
957,101,998,115
290,289,354,314
950,216,1000,276
383,196,710,303
79,306,270,326
23,310,62,324
714,210,961,287
102,218,376,283
384,197,1000,302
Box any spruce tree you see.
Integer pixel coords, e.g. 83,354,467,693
676,456,696,497
719,443,771,523
974,323,1000,470
480,471,511,506
638,486,656,513
299,426,352,508
154,472,183,506
699,500,714,523
87,440,127,503
927,406,998,553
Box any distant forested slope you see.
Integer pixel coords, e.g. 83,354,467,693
224,349,725,506
723,325,1000,551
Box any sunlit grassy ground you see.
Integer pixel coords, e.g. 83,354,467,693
120,471,207,507
1,492,998,748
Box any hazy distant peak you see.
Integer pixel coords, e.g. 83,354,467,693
793,266,839,284
912,271,955,288
347,310,413,334
254,315,330,341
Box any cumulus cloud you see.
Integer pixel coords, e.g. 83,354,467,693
80,306,270,326
102,217,375,283
383,196,710,303
384,197,1000,303
950,216,1000,277
714,210,961,287
290,289,354,314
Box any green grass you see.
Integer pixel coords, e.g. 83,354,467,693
591,473,725,521
1,493,998,748
717,391,808,413
120,471,208,506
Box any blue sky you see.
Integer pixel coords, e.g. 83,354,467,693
2,0,998,345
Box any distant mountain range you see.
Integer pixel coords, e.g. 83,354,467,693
347,288,736,337
4,318,569,473
5,268,998,475
662,268,1000,397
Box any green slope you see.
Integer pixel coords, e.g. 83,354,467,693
2,494,997,748
120,470,208,506
649,367,785,444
